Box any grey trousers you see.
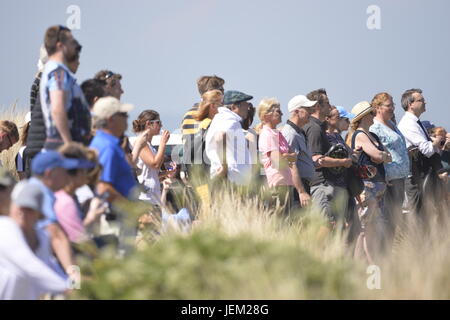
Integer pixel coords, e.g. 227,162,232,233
310,183,349,223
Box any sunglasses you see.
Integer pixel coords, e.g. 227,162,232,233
268,106,283,116
114,112,128,118
104,71,115,81
149,120,162,125
56,25,71,42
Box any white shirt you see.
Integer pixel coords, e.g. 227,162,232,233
205,107,253,185
129,137,161,203
398,111,438,158
0,216,66,300
15,146,27,172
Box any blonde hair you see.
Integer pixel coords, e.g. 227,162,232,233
194,89,223,121
255,98,280,134
345,119,362,147
430,126,447,138
371,92,393,115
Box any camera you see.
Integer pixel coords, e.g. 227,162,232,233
98,192,116,221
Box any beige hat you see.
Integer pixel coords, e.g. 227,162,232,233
92,97,134,119
351,101,374,123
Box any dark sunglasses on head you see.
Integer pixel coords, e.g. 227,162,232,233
115,112,128,118
57,25,71,42
104,71,115,81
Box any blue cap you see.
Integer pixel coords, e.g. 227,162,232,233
223,90,253,105
31,151,85,175
336,106,355,120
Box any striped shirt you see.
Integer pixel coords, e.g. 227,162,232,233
181,103,200,136
30,72,42,111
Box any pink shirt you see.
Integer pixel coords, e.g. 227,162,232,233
54,190,88,243
258,125,293,187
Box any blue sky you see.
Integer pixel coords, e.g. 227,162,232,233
1,0,449,132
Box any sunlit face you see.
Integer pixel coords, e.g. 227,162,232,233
378,98,395,119
108,80,124,100
0,131,18,152
320,96,332,118
326,108,340,129
234,101,251,120
146,118,162,136
67,55,80,73
410,92,426,115
296,107,311,125
69,168,88,189
48,167,70,191
363,109,377,127
10,205,41,231
265,105,283,126
110,112,129,137
338,117,350,132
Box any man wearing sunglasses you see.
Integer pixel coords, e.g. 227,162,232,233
40,25,91,151
398,88,444,225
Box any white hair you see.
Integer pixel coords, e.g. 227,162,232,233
37,44,48,72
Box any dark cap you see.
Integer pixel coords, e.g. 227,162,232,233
223,90,253,105
421,120,435,131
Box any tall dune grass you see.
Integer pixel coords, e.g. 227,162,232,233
2,103,449,299
73,184,450,300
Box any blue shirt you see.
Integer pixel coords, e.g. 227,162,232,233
40,60,90,149
370,119,410,181
29,177,58,229
90,130,136,198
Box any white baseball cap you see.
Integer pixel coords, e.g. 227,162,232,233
287,95,317,113
92,97,134,119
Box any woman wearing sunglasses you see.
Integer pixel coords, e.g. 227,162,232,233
350,101,392,262
131,110,170,204
257,98,298,214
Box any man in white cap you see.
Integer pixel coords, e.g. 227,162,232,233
303,89,353,225
90,96,136,202
281,95,316,208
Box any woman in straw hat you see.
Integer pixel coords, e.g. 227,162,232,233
349,101,392,263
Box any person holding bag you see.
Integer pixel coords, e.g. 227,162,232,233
349,101,392,263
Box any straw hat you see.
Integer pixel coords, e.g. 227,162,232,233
351,101,374,123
